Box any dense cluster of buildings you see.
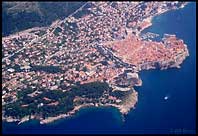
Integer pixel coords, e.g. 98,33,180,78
2,2,188,121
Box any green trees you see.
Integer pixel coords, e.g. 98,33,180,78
109,90,131,100
3,2,85,36
4,103,30,118
71,81,109,99
17,87,34,99
4,81,110,119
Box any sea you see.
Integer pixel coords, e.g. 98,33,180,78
2,2,196,134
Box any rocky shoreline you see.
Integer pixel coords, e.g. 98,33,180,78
2,88,138,125
2,2,190,125
2,46,188,124
2,44,188,125
138,45,189,71
39,90,138,124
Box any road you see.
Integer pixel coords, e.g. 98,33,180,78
2,2,89,62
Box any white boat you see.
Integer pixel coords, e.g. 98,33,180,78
164,96,169,100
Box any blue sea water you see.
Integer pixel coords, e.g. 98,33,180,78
2,2,196,134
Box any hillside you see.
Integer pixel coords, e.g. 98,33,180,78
2,2,85,36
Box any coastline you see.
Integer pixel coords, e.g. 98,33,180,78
2,2,190,126
2,88,138,125
36,89,138,124
2,2,195,134
36,2,189,125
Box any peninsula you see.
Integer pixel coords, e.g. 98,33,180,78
2,2,189,124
